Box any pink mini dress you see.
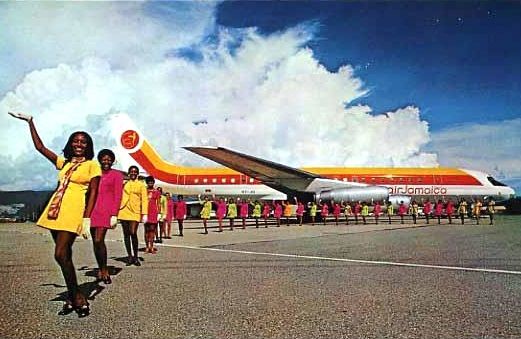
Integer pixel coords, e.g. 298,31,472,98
146,189,161,223
91,169,123,228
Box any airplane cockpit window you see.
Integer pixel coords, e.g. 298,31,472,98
487,176,507,186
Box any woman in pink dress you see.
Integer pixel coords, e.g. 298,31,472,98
353,201,361,225
423,199,432,224
273,201,283,227
294,197,305,226
373,201,382,224
398,201,407,224
214,197,227,232
238,198,250,229
332,201,341,225
174,195,187,236
319,200,329,225
164,193,174,238
90,149,123,285
144,176,161,253
445,199,454,224
434,199,444,224
262,202,271,227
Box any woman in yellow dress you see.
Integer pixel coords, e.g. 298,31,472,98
198,195,212,234
9,112,100,318
227,198,237,230
118,165,148,266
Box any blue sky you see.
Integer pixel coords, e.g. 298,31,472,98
217,1,521,130
0,1,520,193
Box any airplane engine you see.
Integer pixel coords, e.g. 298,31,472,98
315,186,389,204
388,195,411,207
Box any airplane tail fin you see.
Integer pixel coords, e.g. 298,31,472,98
109,113,187,183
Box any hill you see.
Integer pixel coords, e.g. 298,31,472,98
0,190,53,221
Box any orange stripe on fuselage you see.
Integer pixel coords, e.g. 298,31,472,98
130,141,482,186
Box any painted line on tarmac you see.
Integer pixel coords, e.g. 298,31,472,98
160,243,521,276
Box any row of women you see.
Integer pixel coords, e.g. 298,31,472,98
10,112,182,318
314,199,496,225
198,196,307,231
197,197,497,228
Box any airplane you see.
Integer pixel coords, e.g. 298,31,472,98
117,129,516,210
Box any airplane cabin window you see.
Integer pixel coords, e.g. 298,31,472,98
222,178,226,183
194,179,199,184
231,178,236,183
203,178,208,183
212,178,217,183
487,176,507,186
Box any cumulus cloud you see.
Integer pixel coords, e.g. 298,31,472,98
429,119,521,191
0,2,438,191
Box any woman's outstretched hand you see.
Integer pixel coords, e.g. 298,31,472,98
8,112,33,122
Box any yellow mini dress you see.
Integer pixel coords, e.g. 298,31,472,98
37,157,101,235
118,179,148,222
200,201,212,219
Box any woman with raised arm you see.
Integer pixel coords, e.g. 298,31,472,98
342,201,352,225
386,201,394,224
262,201,271,227
332,201,341,225
238,198,250,229
373,201,381,225
319,199,329,225
308,201,318,226
251,200,262,228
199,195,212,234
9,112,100,318
273,200,283,227
294,197,305,226
227,198,238,230
215,196,227,232
445,199,454,224
434,199,444,224
118,165,148,266
90,149,123,285
353,201,361,225
283,200,292,226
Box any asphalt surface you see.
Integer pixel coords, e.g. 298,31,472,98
1,216,521,339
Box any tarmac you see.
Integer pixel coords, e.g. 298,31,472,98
1,215,521,338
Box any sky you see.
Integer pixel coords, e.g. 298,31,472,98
0,1,520,194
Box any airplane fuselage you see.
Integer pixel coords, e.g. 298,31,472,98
118,129,515,202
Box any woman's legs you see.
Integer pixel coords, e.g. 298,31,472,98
121,221,132,260
121,220,140,264
178,219,185,236
144,223,157,253
128,221,140,264
166,220,171,238
203,218,208,234
217,218,223,232
51,230,86,307
90,227,109,280
242,218,246,229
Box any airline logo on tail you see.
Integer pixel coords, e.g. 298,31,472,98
121,130,141,151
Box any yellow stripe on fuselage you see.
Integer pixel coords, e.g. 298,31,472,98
140,141,238,175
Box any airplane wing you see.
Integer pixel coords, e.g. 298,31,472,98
183,146,389,203
183,146,319,193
